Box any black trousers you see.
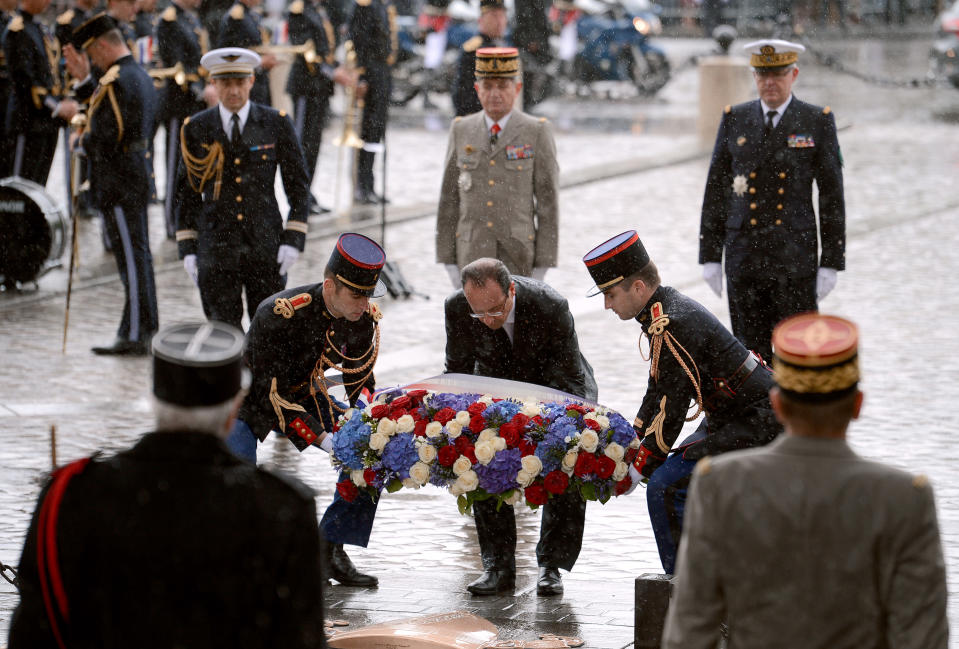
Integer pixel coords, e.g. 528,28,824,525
9,130,58,186
473,490,586,572
162,116,184,239
104,199,159,342
197,243,285,332
292,91,331,189
357,64,390,193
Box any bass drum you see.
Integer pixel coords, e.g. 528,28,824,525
0,176,66,284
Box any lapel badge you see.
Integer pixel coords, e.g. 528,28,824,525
732,175,749,196
736,136,747,146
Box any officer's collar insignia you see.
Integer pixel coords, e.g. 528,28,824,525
736,136,746,146
368,302,383,322
732,174,748,196
273,292,312,319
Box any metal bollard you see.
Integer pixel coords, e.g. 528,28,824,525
634,573,673,649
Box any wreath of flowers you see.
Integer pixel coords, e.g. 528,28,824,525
330,388,640,512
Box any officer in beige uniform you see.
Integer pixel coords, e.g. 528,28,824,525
436,46,558,286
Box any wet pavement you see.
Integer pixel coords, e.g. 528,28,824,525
2,33,959,647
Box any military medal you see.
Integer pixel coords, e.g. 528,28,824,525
458,171,472,191
465,145,474,154
732,175,749,196
736,136,747,146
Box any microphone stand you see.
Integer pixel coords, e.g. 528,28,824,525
377,135,428,300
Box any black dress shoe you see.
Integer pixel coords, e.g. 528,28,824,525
537,566,563,596
324,543,378,587
309,196,331,214
466,569,515,595
353,189,377,205
91,339,150,356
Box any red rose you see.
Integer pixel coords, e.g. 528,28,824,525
531,415,545,427
574,452,596,477
519,439,538,457
595,455,616,479
543,470,569,495
390,396,411,411
433,407,456,425
438,445,459,467
511,413,530,428
467,401,487,416
584,418,601,431
370,404,390,419
363,469,377,485
391,409,409,420
407,389,428,399
567,403,587,415
469,415,486,434
499,422,521,447
454,437,477,464
413,420,427,437
336,479,358,502
525,483,549,506
615,476,633,496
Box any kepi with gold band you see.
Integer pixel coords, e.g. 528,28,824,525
772,313,859,402
475,46,519,79
328,232,387,297
743,38,805,69
200,46,260,78
73,13,119,50
582,229,650,297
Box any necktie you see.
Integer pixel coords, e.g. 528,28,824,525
489,123,501,147
764,110,778,137
231,113,242,146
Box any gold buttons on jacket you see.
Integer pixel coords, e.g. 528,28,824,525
750,203,757,210
775,219,782,225
262,154,267,160
749,172,756,179
234,158,241,165
779,172,786,179
237,214,244,221
235,177,242,183
486,201,493,207
748,187,756,194
488,180,495,186
517,165,523,170
489,160,495,166
777,204,783,210
778,188,784,195
236,195,243,202
750,218,757,225
486,221,493,227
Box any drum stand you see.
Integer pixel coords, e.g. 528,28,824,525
377,138,426,301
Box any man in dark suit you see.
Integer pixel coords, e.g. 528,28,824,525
663,313,948,649
699,39,845,362
450,0,507,117
7,320,326,648
66,13,159,355
216,0,276,105
175,47,310,332
444,257,597,596
0,0,17,176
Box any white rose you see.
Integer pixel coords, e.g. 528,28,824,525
474,441,495,465
630,436,641,449
478,428,497,442
396,414,415,433
492,436,507,451
457,470,479,492
445,421,463,438
455,410,471,426
425,421,443,438
521,402,540,417
583,412,598,423
350,469,366,487
604,442,625,462
596,415,610,429
409,461,430,485
478,395,493,405
368,432,389,452
562,450,578,472
516,469,535,488
612,461,629,482
449,483,465,497
562,465,574,476
402,477,419,489
377,418,396,436
453,455,473,476
342,408,355,421
418,444,437,464
579,430,599,453
521,455,543,477
503,489,522,505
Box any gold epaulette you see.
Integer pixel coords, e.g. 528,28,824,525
289,0,304,13
279,109,287,117
179,121,224,199
56,9,74,25
823,106,831,115
89,66,124,142
463,35,482,52
913,474,929,489
229,4,244,19
273,292,313,318
162,6,176,21
8,15,23,31
367,301,383,322
99,64,120,86
538,117,548,123
724,104,731,114
356,0,371,6
183,116,191,126
453,116,462,122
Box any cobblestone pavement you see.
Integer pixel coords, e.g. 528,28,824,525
2,35,959,647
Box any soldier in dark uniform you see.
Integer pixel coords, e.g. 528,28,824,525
0,0,17,176
583,230,782,574
157,0,214,238
107,0,140,50
216,0,276,105
451,0,507,117
286,0,356,214
1,0,79,184
512,0,551,109
445,257,596,596
8,320,326,648
348,0,396,204
700,39,845,362
134,0,159,42
229,232,387,588
55,0,96,54
175,47,310,333
65,14,159,355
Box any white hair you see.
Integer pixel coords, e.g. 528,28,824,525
152,396,239,438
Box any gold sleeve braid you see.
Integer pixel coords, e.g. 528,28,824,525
179,124,224,199
640,311,704,423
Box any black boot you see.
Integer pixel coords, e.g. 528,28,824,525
323,542,378,587
466,568,515,595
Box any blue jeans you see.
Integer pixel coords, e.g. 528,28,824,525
646,450,699,574
226,419,257,463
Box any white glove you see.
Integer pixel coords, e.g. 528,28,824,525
277,244,300,276
318,434,334,453
624,465,642,495
445,264,462,289
816,267,838,300
183,254,198,284
530,267,547,281
702,262,723,298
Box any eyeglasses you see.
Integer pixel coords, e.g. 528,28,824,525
468,296,510,319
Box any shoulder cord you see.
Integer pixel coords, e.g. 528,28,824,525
312,322,380,425
639,324,704,423
88,85,124,143
178,125,224,199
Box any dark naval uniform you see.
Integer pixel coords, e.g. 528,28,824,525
238,283,382,547
1,9,67,184
157,2,208,237
0,6,14,176
78,54,159,347
445,275,596,583
216,3,272,105
175,102,311,331
286,0,337,194
451,33,501,117
348,0,396,198
699,97,845,361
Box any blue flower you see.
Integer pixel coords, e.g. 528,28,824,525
608,412,637,448
381,432,419,479
428,392,481,413
475,447,522,494
481,399,522,425
332,414,371,470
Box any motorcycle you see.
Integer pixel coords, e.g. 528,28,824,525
929,0,959,90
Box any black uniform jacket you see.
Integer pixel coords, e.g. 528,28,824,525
634,285,777,457
7,431,325,649
175,102,310,259
285,0,337,97
78,55,157,206
216,3,271,103
239,283,380,441
444,275,597,401
699,97,845,276
349,0,396,70
2,10,65,135
451,32,497,117
156,3,206,122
